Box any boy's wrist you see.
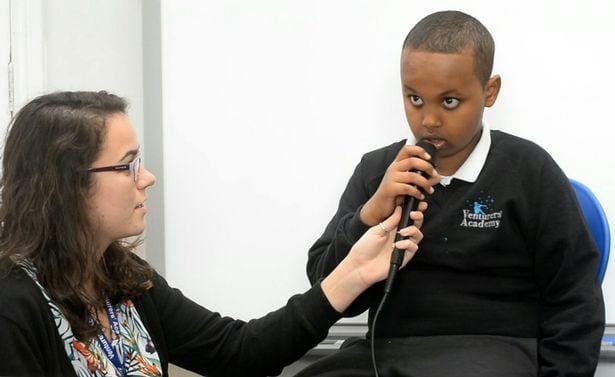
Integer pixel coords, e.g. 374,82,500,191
359,201,379,226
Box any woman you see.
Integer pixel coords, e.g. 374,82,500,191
0,91,426,376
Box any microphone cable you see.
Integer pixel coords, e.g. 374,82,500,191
370,288,390,377
370,140,437,377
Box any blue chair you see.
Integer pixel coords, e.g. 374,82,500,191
569,179,611,282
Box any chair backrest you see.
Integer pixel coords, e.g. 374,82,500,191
569,179,611,282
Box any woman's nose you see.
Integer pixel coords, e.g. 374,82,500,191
137,167,156,189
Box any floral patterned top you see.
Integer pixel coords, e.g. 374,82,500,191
20,262,162,377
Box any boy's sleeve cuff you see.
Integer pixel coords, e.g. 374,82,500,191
345,205,371,244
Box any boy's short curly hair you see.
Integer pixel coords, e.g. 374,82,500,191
403,10,495,86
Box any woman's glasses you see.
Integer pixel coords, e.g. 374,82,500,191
88,155,142,182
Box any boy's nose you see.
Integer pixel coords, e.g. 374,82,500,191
421,112,442,129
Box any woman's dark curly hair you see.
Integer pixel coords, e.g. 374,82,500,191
0,91,153,341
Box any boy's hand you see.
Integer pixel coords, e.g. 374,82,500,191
360,144,440,226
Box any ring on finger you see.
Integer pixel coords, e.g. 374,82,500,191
378,222,389,234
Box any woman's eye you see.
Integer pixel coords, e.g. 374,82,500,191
442,97,460,109
409,95,423,106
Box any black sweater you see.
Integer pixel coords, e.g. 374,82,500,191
0,261,340,377
307,130,605,376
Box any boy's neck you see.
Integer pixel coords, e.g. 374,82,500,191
435,129,483,177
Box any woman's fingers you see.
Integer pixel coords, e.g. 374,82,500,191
394,229,423,267
417,200,428,213
394,237,418,249
376,206,402,236
408,208,425,230
402,248,419,266
395,217,424,268
396,225,423,242
378,201,427,236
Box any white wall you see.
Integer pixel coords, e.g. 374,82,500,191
9,0,613,325
4,0,143,162
161,0,615,322
41,1,161,261
4,0,154,257
0,0,9,133
1,0,46,140
42,0,144,148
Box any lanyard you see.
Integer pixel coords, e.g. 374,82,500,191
94,298,126,377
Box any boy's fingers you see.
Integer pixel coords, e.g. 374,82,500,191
395,157,438,177
397,183,426,200
395,145,434,163
394,171,436,195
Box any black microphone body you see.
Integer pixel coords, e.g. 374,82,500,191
383,140,437,293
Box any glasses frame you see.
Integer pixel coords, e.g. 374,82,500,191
87,155,142,182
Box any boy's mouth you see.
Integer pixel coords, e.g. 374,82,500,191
422,138,446,150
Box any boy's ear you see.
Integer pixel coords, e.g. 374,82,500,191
484,75,501,107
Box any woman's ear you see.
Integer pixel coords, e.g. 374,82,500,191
484,75,501,107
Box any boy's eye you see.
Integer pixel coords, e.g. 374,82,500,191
409,95,423,106
442,97,460,109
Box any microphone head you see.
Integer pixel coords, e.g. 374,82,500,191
416,139,438,167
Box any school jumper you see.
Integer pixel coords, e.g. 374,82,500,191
304,128,604,376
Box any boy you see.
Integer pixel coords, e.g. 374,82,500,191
300,10,604,376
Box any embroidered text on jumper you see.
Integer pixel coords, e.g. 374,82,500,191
460,196,502,229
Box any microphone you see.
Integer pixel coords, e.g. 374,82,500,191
383,140,437,294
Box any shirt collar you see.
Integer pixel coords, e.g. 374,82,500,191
406,121,491,186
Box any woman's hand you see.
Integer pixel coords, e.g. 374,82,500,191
321,204,426,313
349,205,424,287
346,202,427,288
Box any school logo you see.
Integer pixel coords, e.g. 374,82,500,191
460,194,502,229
